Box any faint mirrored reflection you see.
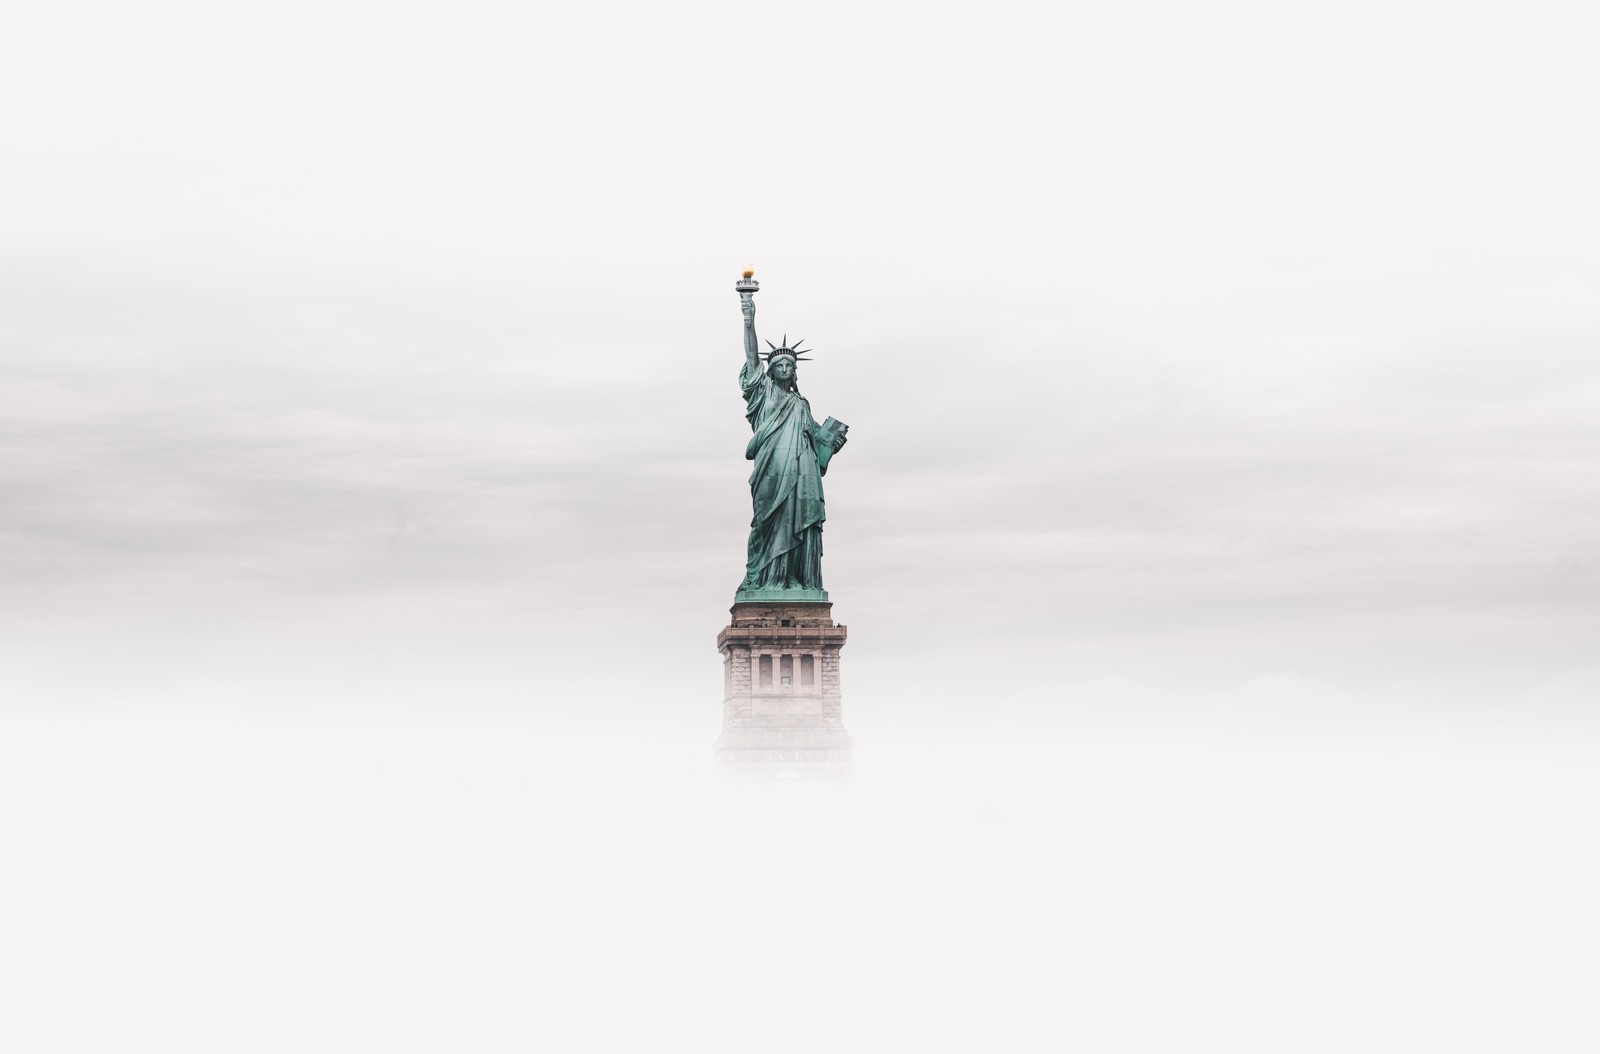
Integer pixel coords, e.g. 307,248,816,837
714,715,854,781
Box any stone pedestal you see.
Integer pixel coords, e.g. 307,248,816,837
714,600,852,778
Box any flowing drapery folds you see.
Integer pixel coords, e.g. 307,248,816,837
739,358,842,594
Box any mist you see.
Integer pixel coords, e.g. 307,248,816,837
4,0,1598,1049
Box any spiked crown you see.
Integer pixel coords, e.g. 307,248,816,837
762,335,812,364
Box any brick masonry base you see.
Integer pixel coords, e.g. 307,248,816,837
715,600,852,778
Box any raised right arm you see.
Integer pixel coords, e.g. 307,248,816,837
741,293,759,369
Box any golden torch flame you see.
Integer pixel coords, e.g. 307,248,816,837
742,269,755,279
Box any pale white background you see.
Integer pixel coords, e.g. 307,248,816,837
3,1,1597,1050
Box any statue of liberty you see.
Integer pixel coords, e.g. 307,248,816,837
736,271,848,602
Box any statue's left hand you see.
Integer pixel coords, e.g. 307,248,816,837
832,432,848,452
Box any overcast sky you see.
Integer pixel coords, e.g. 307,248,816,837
5,4,1599,1050
4,0,1596,723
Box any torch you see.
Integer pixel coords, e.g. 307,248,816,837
735,268,759,297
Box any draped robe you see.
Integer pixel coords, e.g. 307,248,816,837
740,358,828,591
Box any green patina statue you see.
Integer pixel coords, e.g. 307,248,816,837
735,272,849,603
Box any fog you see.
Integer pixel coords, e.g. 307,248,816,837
4,0,1598,1049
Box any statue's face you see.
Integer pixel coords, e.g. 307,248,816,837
770,358,795,382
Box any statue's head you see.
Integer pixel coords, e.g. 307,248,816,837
763,336,809,389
